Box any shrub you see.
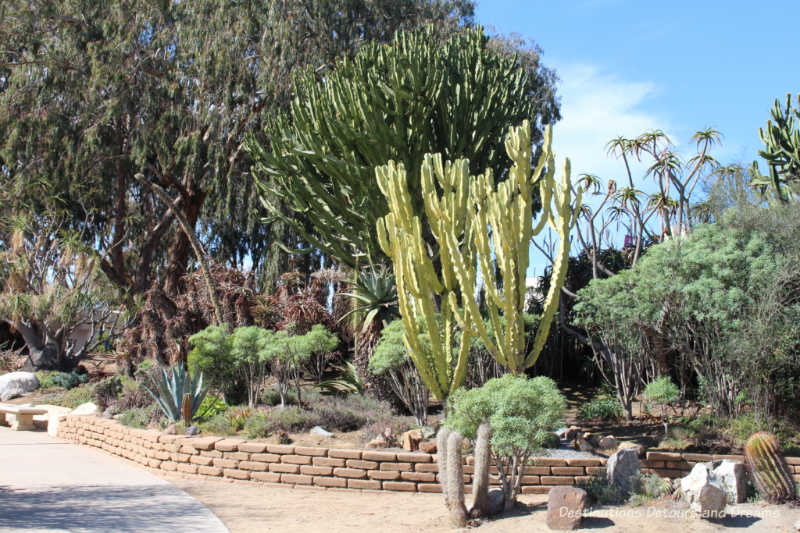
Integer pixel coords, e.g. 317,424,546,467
629,473,672,506
368,320,429,425
243,410,271,439
201,412,242,436
576,474,625,505
35,370,61,389
52,371,88,390
195,395,228,422
93,376,123,410
579,395,622,421
118,405,160,429
261,386,298,407
447,375,566,508
117,375,153,410
61,383,95,408
269,406,322,433
311,394,392,432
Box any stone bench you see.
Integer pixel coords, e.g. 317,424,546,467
0,404,49,431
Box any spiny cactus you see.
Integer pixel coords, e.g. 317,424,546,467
446,431,468,527
754,93,800,202
744,431,796,503
470,421,492,518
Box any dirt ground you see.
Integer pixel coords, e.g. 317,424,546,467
158,472,800,533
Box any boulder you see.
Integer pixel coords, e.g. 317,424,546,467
401,429,423,451
546,486,588,530
606,448,640,496
185,425,200,436
366,435,388,449
598,435,618,450
0,372,39,401
680,463,728,518
310,426,334,438
564,426,582,441
419,440,437,454
617,441,646,458
164,423,178,435
692,484,727,519
70,402,99,416
713,460,747,504
575,437,594,453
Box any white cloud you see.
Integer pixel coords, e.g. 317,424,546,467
549,62,670,182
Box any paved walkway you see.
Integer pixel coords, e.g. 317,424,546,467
0,427,228,533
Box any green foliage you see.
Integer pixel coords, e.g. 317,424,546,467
60,383,95,409
195,395,228,423
575,474,624,505
644,377,680,405
341,267,399,335
629,473,673,506
93,376,123,410
368,320,412,375
575,203,800,420
143,365,207,423
52,371,88,390
579,395,623,421
315,362,366,396
118,406,160,430
447,375,566,457
311,394,393,433
249,25,558,268
188,325,233,395
35,371,61,390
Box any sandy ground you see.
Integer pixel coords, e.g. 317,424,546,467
158,472,800,533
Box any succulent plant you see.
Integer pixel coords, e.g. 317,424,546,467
144,365,207,423
744,431,796,503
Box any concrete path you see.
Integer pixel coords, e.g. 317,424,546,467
0,427,228,533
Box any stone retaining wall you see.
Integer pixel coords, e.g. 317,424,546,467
57,415,800,493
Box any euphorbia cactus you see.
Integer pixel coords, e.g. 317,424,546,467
744,431,796,503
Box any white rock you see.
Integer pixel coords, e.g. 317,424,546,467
794,518,800,531
70,402,99,416
310,426,334,438
0,372,39,401
606,448,640,496
681,463,713,500
713,460,747,504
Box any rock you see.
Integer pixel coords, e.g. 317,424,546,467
546,486,588,530
692,484,727,519
617,441,646,458
487,489,505,516
103,408,114,419
564,426,582,441
0,372,39,401
680,463,713,498
366,435,388,449
794,518,800,532
185,425,200,436
310,426,334,438
70,402,99,416
606,448,640,496
712,460,747,504
574,437,594,453
542,432,561,449
598,435,618,450
419,440,437,454
164,423,178,435
401,429,423,451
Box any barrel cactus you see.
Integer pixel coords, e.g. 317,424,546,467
744,431,796,503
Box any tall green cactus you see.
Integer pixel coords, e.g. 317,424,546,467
377,121,579,396
376,156,475,400
744,431,797,503
754,93,800,202
450,121,581,374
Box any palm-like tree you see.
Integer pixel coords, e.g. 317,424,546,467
340,267,400,379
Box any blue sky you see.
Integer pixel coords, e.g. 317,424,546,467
474,1,800,275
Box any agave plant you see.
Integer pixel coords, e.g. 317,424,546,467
315,361,365,396
340,267,399,334
144,364,207,423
